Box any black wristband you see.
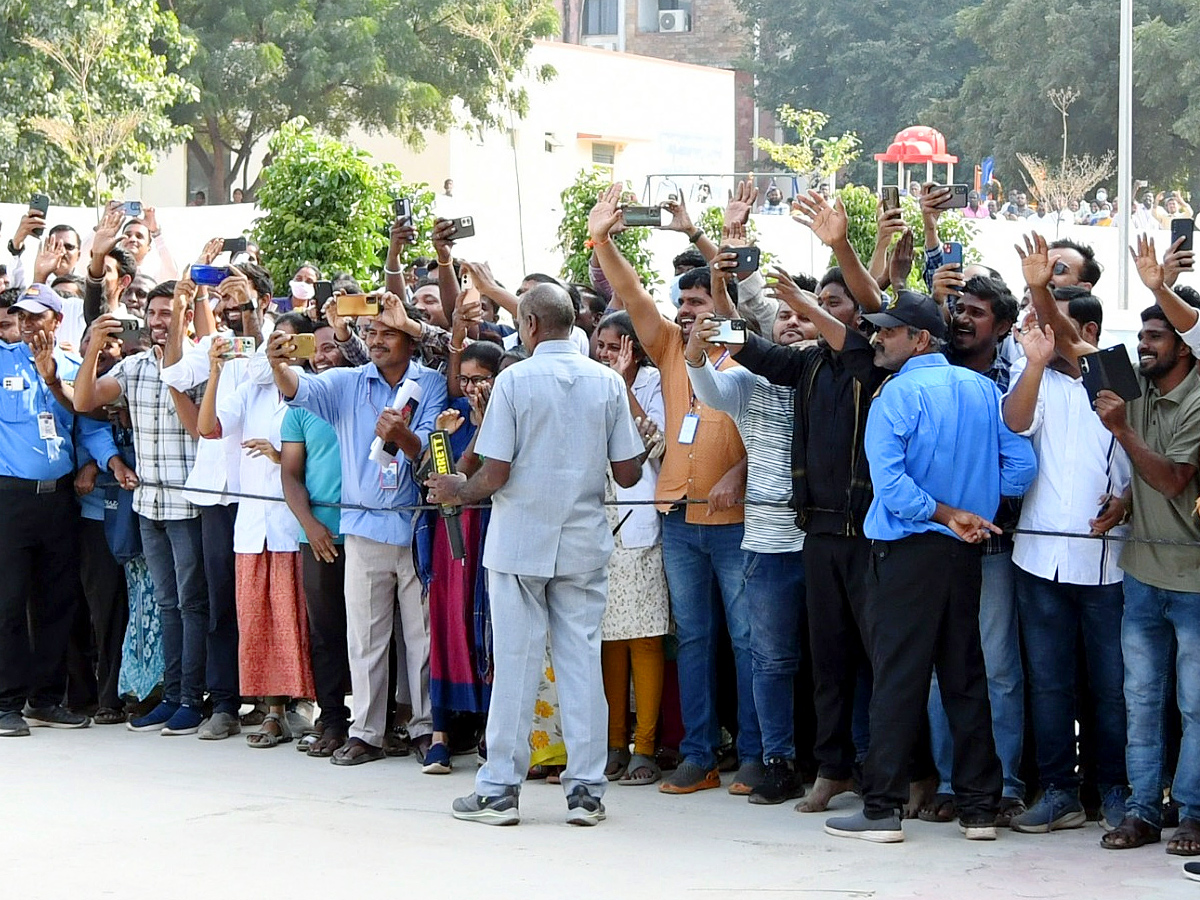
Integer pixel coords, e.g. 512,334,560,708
7,240,21,256
687,229,703,244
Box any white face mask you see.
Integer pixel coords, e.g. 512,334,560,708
290,280,315,301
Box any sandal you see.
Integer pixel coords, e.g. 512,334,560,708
618,753,661,786
918,793,958,823
246,712,292,749
331,737,385,766
605,747,631,781
93,707,126,726
1101,815,1161,850
307,727,347,758
1168,818,1200,857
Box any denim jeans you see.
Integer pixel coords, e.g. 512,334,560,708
928,551,1025,798
1122,574,1200,826
1014,568,1126,792
660,509,758,769
139,515,207,708
744,550,805,762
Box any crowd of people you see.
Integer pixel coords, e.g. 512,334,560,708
1,178,1198,878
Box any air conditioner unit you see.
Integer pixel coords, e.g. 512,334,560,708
594,41,618,51
658,9,690,32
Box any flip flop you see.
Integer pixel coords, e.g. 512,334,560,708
618,753,661,786
605,747,631,781
307,728,347,758
331,737,385,766
918,793,957,823
246,712,292,749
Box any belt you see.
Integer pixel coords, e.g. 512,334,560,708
0,474,74,494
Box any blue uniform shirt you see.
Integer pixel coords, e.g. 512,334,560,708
0,340,119,481
863,353,1036,542
288,359,447,547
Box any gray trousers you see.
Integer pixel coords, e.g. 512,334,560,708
476,567,609,799
343,535,430,745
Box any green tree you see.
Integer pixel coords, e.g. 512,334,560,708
1133,5,1200,189
736,0,977,184
172,0,558,203
0,0,195,205
556,168,659,292
752,106,860,183
251,120,434,290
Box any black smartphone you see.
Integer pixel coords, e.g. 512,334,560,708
451,216,475,239
393,197,412,222
313,280,333,306
622,206,666,228
115,317,146,345
933,184,970,210
222,236,247,254
29,193,49,237
881,186,900,212
1171,218,1194,257
729,246,762,274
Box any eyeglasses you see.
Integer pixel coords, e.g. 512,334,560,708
457,375,493,386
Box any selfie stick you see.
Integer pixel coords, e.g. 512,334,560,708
368,379,423,469
428,429,465,560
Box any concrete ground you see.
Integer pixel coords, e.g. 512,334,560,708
7,725,1195,900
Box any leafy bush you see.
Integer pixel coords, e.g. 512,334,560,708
556,167,659,292
252,118,435,289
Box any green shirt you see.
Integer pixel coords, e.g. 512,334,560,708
1120,366,1200,592
280,406,343,544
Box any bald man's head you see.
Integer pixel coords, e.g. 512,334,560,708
518,283,575,342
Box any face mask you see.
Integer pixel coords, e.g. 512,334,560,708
290,280,315,301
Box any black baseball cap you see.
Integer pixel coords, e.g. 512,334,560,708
863,290,946,340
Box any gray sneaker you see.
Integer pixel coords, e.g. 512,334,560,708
24,704,90,729
825,809,905,843
0,711,30,737
565,785,606,826
452,789,520,826
1011,788,1086,833
729,759,765,796
198,711,242,741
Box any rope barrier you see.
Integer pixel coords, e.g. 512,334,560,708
123,480,1200,549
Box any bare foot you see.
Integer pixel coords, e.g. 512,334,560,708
905,775,939,820
794,776,856,813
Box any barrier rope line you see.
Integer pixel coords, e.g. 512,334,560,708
124,479,1200,549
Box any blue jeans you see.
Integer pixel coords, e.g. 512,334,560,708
139,516,207,708
660,509,758,769
928,552,1024,798
1014,568,1126,792
744,550,805,762
1122,574,1200,826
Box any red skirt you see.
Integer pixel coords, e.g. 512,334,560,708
235,551,316,698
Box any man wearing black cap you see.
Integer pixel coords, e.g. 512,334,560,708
0,285,136,736
825,289,1037,843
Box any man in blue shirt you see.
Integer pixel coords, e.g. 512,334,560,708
825,290,1036,844
0,284,133,736
267,293,447,766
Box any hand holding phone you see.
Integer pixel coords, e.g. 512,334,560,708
28,193,49,238
881,187,900,212
393,198,412,222
622,206,667,228
222,236,247,254
120,201,143,218
942,242,964,268
709,316,747,345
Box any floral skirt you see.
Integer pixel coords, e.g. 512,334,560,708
118,556,163,701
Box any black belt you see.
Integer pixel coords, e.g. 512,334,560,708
0,474,74,494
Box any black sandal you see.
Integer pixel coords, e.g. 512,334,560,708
1101,816,1161,850
1168,818,1200,857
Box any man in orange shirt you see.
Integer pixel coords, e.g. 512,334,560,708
589,185,758,795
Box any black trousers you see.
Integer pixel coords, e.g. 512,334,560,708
72,519,128,709
0,490,82,714
860,532,1001,821
201,504,240,715
802,533,873,780
301,544,350,728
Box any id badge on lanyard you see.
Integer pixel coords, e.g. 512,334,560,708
380,461,400,490
679,350,728,445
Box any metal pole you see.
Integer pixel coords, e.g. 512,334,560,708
1117,0,1133,309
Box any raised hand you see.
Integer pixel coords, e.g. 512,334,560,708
612,334,638,383
198,237,224,266
1015,320,1056,368
876,204,906,245
467,381,491,426
793,191,848,248
1015,232,1053,289
33,234,66,282
436,408,466,435
432,218,457,261
92,206,125,258
1130,233,1165,292
663,196,695,234
30,331,58,384
143,207,160,235
931,263,966,308
724,176,758,228
767,266,818,316
588,184,624,243
1162,234,1194,288
887,228,916,290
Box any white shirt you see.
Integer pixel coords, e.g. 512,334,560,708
1180,315,1200,358
215,377,300,553
612,365,664,549
159,334,255,506
1006,357,1132,584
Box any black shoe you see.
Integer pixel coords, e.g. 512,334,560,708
749,758,799,805
24,704,90,729
1184,861,1200,882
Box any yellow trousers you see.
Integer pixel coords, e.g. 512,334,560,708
601,637,664,756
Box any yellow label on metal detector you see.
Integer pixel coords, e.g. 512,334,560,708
429,430,465,559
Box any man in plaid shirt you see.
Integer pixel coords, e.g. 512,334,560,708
75,279,210,736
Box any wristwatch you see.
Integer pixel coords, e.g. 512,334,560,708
687,229,703,244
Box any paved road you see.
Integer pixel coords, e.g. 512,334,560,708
7,724,1194,899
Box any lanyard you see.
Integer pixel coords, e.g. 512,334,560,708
689,349,730,411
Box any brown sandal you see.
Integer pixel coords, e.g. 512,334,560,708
1100,816,1161,850
1167,818,1200,857
307,727,347,758
330,737,385,766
